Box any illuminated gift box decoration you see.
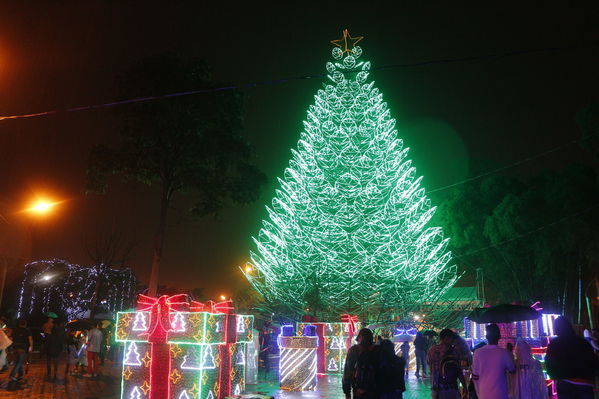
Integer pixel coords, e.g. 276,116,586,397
244,329,259,385
297,314,359,375
279,325,318,391
115,294,254,399
463,313,560,348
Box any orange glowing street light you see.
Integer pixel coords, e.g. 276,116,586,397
23,199,62,216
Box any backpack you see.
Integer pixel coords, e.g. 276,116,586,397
352,346,377,392
438,347,461,389
378,354,406,392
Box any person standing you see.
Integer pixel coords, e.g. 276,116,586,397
99,324,107,365
86,321,103,378
427,329,466,399
45,320,65,382
545,316,598,399
377,339,406,399
65,329,79,376
453,333,473,369
0,318,11,372
472,324,516,399
414,332,428,378
8,319,32,383
41,316,54,353
343,328,379,399
509,339,547,399
400,340,410,376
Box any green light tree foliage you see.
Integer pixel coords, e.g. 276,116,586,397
245,44,457,319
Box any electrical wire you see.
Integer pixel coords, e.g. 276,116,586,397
454,202,599,259
0,42,596,121
428,134,593,194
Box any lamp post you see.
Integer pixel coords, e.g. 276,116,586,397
0,197,61,310
585,278,597,330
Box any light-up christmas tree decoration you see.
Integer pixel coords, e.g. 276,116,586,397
124,342,142,366
132,312,148,331
171,312,186,332
236,348,245,365
181,349,202,370
328,358,339,372
202,344,216,369
236,316,245,333
330,336,344,350
130,386,143,399
245,30,457,318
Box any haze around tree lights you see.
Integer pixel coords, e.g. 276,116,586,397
244,39,458,319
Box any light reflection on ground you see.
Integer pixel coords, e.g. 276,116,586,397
246,371,432,399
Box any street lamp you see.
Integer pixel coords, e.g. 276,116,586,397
0,195,63,311
24,199,61,216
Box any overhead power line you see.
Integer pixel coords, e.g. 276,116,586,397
454,202,599,259
0,42,596,122
428,134,592,194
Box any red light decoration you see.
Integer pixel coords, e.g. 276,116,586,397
116,294,254,399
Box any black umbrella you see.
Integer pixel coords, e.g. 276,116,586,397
467,304,540,323
66,319,93,331
466,308,487,322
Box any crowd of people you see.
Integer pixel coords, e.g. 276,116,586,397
0,314,117,390
342,316,599,399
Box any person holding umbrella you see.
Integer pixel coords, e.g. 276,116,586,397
65,328,79,377
45,319,65,382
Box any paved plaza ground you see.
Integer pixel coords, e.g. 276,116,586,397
0,353,433,399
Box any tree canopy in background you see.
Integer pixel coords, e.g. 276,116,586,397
87,53,266,295
434,164,599,317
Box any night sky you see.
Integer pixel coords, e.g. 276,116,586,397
0,3,597,298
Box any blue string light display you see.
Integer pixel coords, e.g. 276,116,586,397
17,259,136,320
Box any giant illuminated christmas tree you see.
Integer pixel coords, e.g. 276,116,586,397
245,30,457,319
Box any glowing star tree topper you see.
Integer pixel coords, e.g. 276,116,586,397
244,31,457,319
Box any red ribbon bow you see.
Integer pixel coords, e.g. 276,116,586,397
137,294,190,343
341,314,359,337
188,299,234,314
206,299,235,314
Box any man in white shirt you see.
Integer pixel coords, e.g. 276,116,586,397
86,322,104,377
472,324,516,399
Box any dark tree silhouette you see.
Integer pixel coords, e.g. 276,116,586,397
87,53,266,296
